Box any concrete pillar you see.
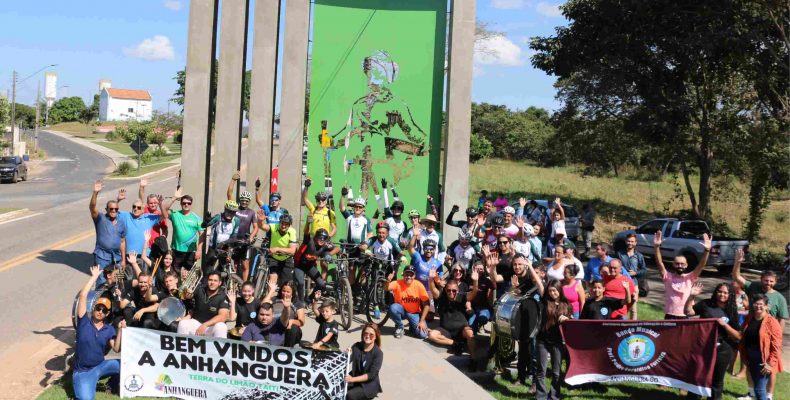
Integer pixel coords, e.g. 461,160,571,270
209,0,250,212
442,0,476,238
181,0,219,218
246,0,281,195
277,0,310,227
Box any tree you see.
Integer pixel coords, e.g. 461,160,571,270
531,0,787,220
13,103,36,129
48,96,87,124
171,63,250,119
0,96,9,127
470,102,556,163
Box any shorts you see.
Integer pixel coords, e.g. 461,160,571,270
173,250,196,270
268,257,295,283
435,326,467,341
231,243,251,261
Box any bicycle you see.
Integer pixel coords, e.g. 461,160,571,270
323,242,359,330
359,255,397,326
250,238,271,299
206,239,246,291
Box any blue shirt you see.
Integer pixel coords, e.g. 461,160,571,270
585,256,612,282
93,213,126,260
411,252,443,294
74,315,116,371
118,212,160,254
261,205,288,225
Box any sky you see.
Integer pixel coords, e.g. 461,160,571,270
0,0,566,113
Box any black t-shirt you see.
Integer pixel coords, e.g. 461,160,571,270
581,297,626,320
125,287,158,309
515,273,536,295
693,300,737,347
315,315,340,348
273,297,306,320
294,234,335,271
466,276,494,310
154,266,180,292
437,291,468,333
191,286,230,323
235,298,261,327
496,253,514,283
744,317,763,349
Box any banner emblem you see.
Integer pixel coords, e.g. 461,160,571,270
617,335,655,367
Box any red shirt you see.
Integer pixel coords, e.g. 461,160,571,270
603,275,634,319
146,207,165,247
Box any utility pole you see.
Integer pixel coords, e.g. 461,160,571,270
35,80,41,152
10,70,16,156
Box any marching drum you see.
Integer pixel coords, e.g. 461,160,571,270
494,288,542,340
157,297,187,326
71,289,107,329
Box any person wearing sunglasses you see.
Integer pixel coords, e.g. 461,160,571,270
115,185,162,267
161,187,205,271
427,270,481,372
339,193,374,285
89,180,127,287
345,323,384,400
73,265,126,399
387,265,430,339
226,171,260,282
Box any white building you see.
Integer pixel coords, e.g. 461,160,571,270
99,88,152,122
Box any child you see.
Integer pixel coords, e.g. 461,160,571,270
477,190,488,209
551,197,566,239
311,291,339,349
581,279,631,320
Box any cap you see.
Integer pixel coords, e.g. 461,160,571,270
420,214,438,225
403,265,416,274
94,297,112,310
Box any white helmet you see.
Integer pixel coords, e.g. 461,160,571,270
523,224,535,237
354,197,367,206
503,206,516,215
239,191,252,201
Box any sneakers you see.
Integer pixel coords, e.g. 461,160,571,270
394,328,404,338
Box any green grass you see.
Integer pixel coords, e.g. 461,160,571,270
37,374,173,400
482,301,789,400
0,207,19,215
111,160,179,178
469,159,789,254
48,122,109,138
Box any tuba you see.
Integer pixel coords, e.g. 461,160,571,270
179,262,202,298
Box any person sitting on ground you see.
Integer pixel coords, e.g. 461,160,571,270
739,294,784,400
561,263,585,319
119,271,160,330
685,282,742,400
387,265,430,339
465,261,494,331
178,271,230,338
447,228,480,271
228,282,260,339
241,301,291,345
161,187,204,271
143,271,182,332
444,264,469,295
260,213,299,290
345,323,384,400
310,292,340,349
427,269,480,371
95,264,129,328
73,266,125,400
262,280,305,347
584,243,613,283
653,230,712,319
226,171,259,282
601,260,636,320
581,279,631,320
535,279,572,400
89,180,127,287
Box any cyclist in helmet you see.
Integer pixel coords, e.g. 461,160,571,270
293,227,340,302
447,228,481,271
501,206,519,239
445,205,483,242
408,232,443,297
253,175,289,225
302,177,337,281
379,179,408,241
364,222,403,276
483,215,506,247
226,171,259,281
261,212,299,292
339,189,373,284
202,200,241,270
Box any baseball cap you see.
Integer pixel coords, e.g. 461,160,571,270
403,265,416,275
94,297,112,310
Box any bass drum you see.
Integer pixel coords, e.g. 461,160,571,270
71,289,107,329
494,288,542,340
157,297,187,326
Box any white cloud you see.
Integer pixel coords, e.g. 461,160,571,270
536,2,563,17
474,35,525,67
491,0,527,9
123,35,175,61
163,0,182,11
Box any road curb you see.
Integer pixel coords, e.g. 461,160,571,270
104,161,181,180
43,129,133,172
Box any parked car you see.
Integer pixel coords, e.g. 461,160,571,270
613,218,749,273
511,199,581,241
0,156,28,183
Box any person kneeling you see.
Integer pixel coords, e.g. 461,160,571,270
177,271,230,338
427,269,480,371
241,301,291,345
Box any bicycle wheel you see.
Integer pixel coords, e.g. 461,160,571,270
338,277,354,330
365,276,391,326
253,259,270,300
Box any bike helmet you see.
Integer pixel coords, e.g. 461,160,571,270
493,216,505,227
376,221,389,230
239,191,252,202
422,239,437,250
465,207,479,218
503,206,516,215
458,229,473,241
279,214,293,225
269,192,282,200
315,191,329,201
314,228,330,241
224,200,239,212
354,197,367,206
408,209,420,218
391,200,404,211
523,224,535,237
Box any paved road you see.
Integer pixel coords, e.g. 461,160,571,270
0,130,113,211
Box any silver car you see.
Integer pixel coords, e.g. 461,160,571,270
512,199,581,241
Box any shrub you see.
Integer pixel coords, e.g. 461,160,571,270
105,130,116,141
140,152,153,165
748,249,783,271
470,135,493,162
150,146,168,158
174,132,183,144
115,161,133,176
147,131,168,147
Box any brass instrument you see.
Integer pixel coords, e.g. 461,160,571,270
179,262,202,298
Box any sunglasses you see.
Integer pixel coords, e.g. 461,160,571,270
353,205,365,209
446,289,458,293
94,305,110,313
403,272,415,277
107,207,119,211
132,205,144,210
423,247,435,251
181,201,192,205
499,241,510,245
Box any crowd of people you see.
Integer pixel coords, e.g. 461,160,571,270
73,174,786,400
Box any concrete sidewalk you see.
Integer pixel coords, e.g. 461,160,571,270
300,315,495,400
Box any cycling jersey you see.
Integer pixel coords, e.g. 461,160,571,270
261,205,288,225
341,210,372,244
411,252,443,294
206,214,240,248
449,241,479,270
366,237,402,261
305,200,335,236
384,217,407,242
294,233,336,271
270,225,298,261
503,224,519,239
235,207,258,238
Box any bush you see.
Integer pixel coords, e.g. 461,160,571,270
470,135,493,162
174,132,183,144
748,249,783,271
105,130,116,141
140,152,153,165
115,161,133,176
147,131,168,147
149,146,168,158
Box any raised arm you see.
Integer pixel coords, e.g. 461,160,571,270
408,229,420,256
428,269,442,299
467,269,480,303
684,281,704,316
227,170,240,201
691,233,712,278
89,180,102,220
161,187,182,221
527,261,544,296
116,188,127,206
732,248,747,286
554,198,565,220
653,230,667,276
78,266,103,318
138,177,147,201
254,177,264,207
339,187,349,214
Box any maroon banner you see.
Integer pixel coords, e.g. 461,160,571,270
560,319,718,396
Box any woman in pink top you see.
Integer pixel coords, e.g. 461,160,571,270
653,230,712,319
562,263,586,319
493,193,509,212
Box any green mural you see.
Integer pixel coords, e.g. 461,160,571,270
307,0,447,238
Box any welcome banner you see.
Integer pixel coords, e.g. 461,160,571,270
561,319,718,396
120,328,349,400
306,0,447,238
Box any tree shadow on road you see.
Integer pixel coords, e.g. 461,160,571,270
37,250,94,274
32,326,75,389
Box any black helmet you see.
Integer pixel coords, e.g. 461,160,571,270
493,216,505,227
279,214,293,225
465,207,479,218
315,191,328,201
314,228,330,241
422,239,437,250
391,200,404,211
